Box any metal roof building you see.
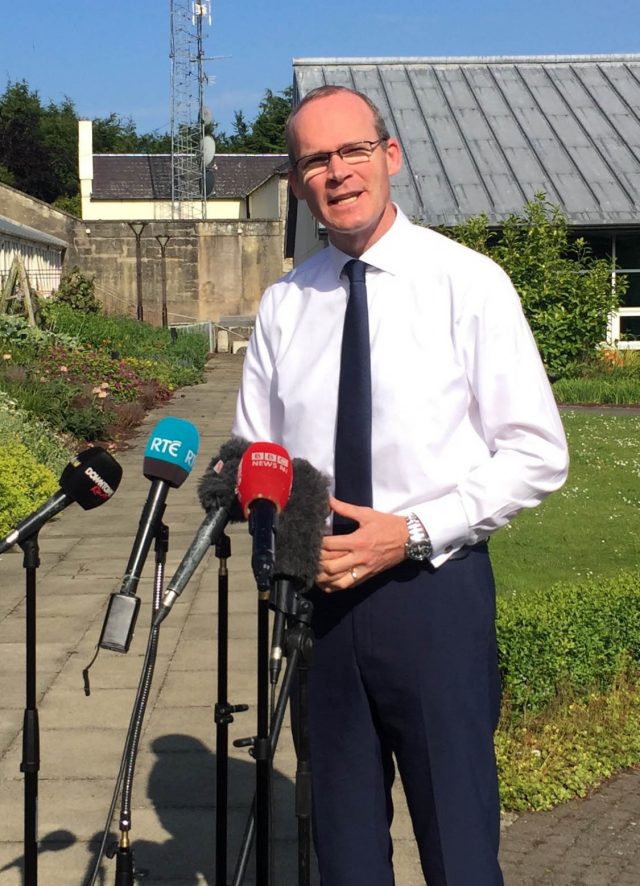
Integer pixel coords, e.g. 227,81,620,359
0,214,67,297
290,55,640,343
292,54,640,228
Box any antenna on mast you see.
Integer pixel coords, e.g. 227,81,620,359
170,1,214,220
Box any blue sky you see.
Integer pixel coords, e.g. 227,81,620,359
2,0,639,136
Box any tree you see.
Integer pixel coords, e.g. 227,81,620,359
0,78,291,209
219,87,293,153
245,87,292,153
440,195,624,379
0,81,56,201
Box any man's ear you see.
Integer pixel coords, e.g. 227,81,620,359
385,138,403,177
288,168,303,200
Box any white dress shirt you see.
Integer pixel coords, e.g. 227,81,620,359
233,207,569,566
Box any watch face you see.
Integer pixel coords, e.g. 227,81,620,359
407,540,432,561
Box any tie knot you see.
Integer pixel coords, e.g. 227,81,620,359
344,259,367,287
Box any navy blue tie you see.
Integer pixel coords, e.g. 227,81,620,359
333,259,372,534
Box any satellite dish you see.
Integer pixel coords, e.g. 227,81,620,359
203,135,216,165
202,106,213,125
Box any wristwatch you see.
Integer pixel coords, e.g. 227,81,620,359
404,513,432,561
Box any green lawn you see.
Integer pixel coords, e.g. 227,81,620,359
491,410,640,595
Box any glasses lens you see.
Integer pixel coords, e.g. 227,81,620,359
341,142,375,164
299,154,329,176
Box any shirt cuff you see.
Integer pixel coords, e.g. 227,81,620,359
398,491,473,566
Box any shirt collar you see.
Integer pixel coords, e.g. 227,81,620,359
326,204,413,281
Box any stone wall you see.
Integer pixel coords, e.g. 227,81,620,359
0,183,287,323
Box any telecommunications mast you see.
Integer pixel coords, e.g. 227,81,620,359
169,1,214,219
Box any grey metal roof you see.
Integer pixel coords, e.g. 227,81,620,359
92,154,288,201
0,214,67,249
292,55,640,227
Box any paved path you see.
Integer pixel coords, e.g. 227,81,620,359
0,354,639,885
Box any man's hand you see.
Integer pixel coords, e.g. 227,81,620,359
316,497,408,592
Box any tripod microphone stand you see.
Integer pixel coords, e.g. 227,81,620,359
87,523,170,886
231,584,315,886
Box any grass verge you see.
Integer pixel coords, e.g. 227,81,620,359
490,410,640,596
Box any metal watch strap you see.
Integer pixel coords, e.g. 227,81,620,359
404,512,432,561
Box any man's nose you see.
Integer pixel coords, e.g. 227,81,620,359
326,152,351,180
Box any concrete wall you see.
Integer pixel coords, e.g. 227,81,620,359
0,182,78,246
293,199,326,265
72,218,285,324
249,177,280,220
0,182,288,323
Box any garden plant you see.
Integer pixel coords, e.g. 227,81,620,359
0,269,209,535
1,246,640,814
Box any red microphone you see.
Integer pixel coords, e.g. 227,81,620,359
237,442,293,591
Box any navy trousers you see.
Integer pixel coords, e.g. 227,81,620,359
304,547,504,886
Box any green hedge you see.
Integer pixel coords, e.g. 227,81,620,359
497,571,640,717
553,376,640,405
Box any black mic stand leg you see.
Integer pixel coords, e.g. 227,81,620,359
292,630,313,886
214,533,248,886
255,589,272,886
20,534,41,886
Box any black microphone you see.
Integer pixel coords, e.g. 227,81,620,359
270,458,330,681
153,437,249,626
0,447,122,554
274,458,330,591
237,442,294,593
98,417,199,653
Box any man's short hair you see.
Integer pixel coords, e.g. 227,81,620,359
285,85,391,165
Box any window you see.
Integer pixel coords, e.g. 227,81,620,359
578,230,640,348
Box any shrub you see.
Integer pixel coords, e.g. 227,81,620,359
43,305,207,385
37,344,169,404
440,195,624,380
0,438,59,537
0,390,72,473
497,570,640,718
52,267,102,314
0,372,115,442
0,311,79,357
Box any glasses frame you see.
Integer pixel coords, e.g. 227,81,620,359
292,138,388,178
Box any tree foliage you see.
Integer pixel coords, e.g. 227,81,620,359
216,87,292,153
440,195,624,379
0,80,171,206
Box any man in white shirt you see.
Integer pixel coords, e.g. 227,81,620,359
233,86,568,886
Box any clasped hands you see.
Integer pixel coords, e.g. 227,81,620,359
315,496,408,593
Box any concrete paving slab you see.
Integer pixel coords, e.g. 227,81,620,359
1,356,639,885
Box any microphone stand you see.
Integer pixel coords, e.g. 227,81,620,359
112,523,169,884
86,523,169,886
19,532,42,886
231,586,314,886
214,532,248,886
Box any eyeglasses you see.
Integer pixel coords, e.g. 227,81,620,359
292,139,388,180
